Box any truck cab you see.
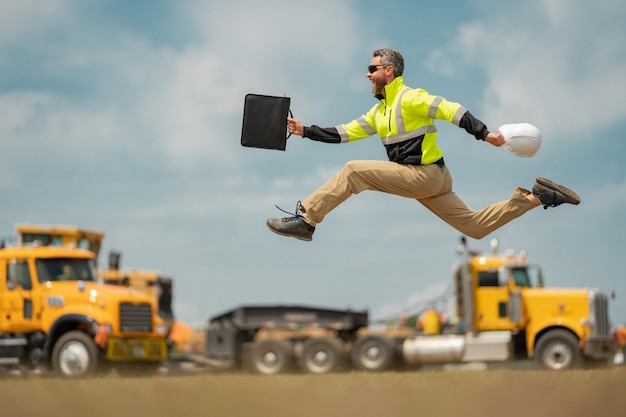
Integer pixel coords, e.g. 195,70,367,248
454,238,614,369
0,243,168,377
14,224,175,334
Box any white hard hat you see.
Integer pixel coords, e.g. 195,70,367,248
498,123,542,157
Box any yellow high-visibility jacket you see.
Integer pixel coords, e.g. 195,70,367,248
303,76,489,165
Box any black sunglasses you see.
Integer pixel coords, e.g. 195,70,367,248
367,64,388,74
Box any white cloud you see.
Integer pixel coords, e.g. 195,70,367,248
427,1,626,139
0,0,74,48
0,92,51,136
149,0,362,167
0,0,371,184
0,91,124,176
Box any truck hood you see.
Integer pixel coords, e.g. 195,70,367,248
522,287,591,320
41,280,155,306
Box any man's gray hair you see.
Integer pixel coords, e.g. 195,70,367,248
373,48,404,77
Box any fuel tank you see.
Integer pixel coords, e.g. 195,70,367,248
402,335,465,365
402,331,513,365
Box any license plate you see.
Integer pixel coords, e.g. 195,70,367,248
107,338,167,361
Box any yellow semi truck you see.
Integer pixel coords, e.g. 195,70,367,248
0,241,168,377
205,238,616,373
15,224,175,332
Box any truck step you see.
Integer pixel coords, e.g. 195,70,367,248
0,337,28,347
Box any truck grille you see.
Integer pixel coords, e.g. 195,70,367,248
120,303,152,333
590,292,610,337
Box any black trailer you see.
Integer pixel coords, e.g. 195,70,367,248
205,305,369,374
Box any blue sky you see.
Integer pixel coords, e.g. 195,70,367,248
1,0,625,327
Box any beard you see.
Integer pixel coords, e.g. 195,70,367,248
371,77,387,96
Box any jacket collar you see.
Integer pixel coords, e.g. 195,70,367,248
375,76,406,102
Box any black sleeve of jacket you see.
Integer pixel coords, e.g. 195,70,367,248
459,111,490,141
302,125,342,144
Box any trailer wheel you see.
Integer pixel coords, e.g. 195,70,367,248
300,338,346,374
535,329,581,370
351,335,395,372
51,331,99,378
245,339,294,374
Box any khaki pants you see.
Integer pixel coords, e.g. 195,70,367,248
301,160,536,240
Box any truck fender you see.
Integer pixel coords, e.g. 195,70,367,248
534,328,581,370
43,314,99,358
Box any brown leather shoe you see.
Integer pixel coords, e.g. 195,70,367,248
532,177,581,210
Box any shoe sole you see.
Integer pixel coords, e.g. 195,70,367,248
536,177,581,205
266,223,313,241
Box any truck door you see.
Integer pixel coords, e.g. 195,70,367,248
474,268,515,331
0,259,35,332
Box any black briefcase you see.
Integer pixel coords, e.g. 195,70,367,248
241,93,292,151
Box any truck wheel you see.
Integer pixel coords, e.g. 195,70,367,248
535,329,581,370
300,338,346,374
245,339,294,374
351,335,395,372
51,331,99,378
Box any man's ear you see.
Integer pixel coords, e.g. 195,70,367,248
386,66,396,80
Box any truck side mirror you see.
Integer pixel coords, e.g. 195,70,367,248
537,270,545,288
109,251,121,270
7,262,19,290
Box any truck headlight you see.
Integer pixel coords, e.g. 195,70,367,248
155,323,168,335
94,323,113,334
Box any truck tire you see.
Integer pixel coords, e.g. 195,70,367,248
535,329,581,370
351,335,396,372
51,331,99,378
245,339,294,375
300,337,346,374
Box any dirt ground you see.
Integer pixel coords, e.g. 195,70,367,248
1,369,625,417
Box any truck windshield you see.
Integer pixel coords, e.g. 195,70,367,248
35,258,97,283
511,267,532,287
